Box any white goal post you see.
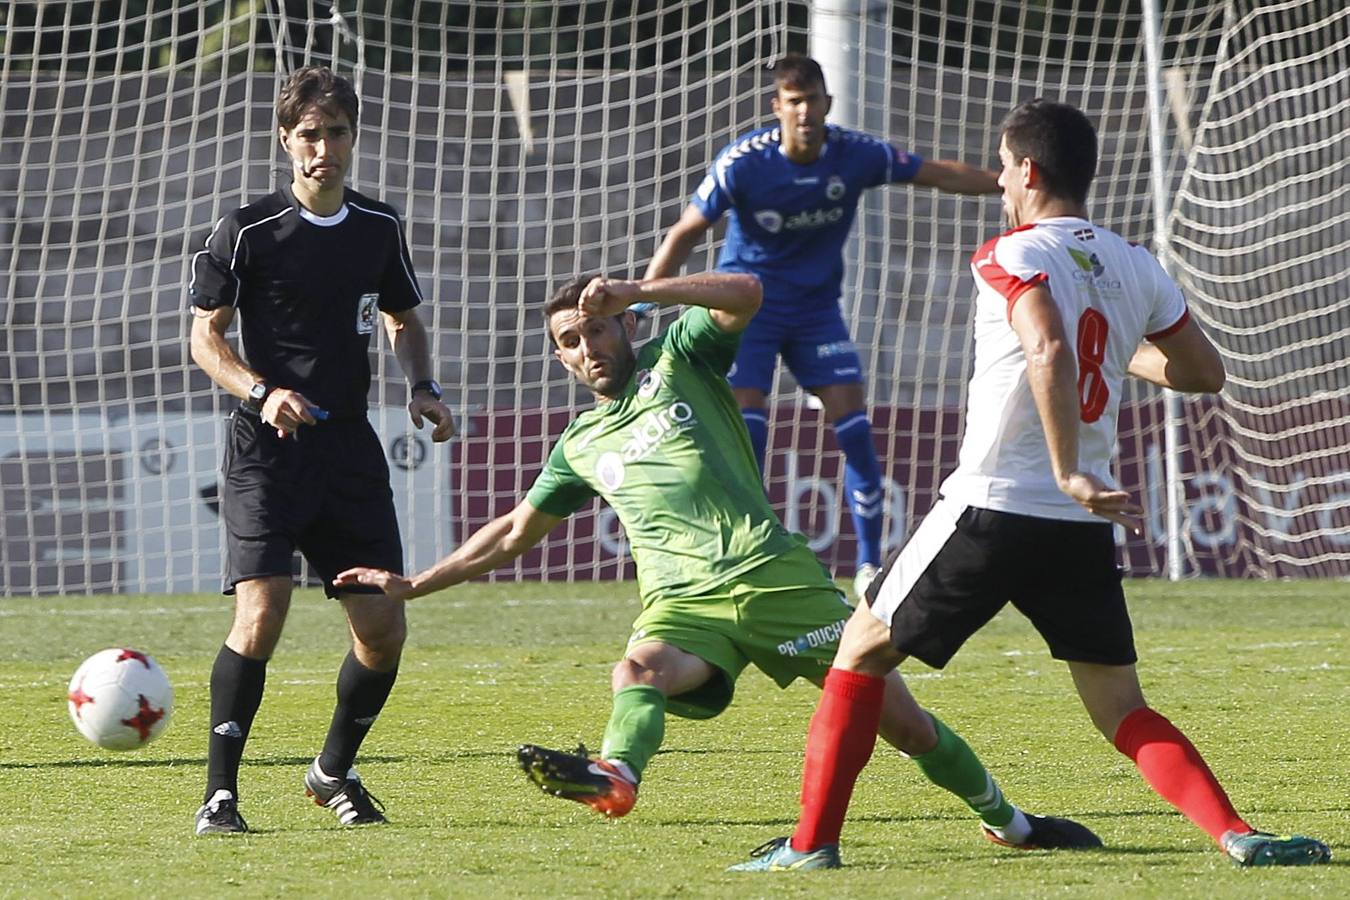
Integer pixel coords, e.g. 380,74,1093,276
1,0,1346,594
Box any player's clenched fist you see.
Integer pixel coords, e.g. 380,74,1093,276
578,276,641,318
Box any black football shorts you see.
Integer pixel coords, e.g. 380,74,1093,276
220,409,403,597
865,498,1135,668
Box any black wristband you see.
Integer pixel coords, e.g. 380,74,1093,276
410,379,442,401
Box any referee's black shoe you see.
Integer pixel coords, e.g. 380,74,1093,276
304,757,387,826
194,789,248,835
982,813,1103,850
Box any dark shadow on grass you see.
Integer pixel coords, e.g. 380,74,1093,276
4,747,656,772
2,748,538,771
789,845,1219,872
0,754,405,770
649,748,793,756
640,810,1178,829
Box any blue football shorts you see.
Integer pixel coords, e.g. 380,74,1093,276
727,302,863,393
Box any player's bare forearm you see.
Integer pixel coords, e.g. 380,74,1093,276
636,272,760,315
913,159,1001,195
643,231,698,280
1127,320,1226,393
1028,337,1081,488
405,503,561,599
189,307,262,401
643,205,711,279
578,272,761,332
1127,343,1172,388
1010,287,1079,485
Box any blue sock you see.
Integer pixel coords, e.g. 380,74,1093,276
742,408,769,474
833,411,883,568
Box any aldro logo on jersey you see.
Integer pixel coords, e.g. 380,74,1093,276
592,399,697,491
753,206,845,234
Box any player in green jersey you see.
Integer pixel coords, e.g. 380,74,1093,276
334,272,1100,859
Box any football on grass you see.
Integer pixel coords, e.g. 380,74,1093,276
67,648,173,750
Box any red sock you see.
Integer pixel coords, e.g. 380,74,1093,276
791,667,886,852
1113,706,1251,842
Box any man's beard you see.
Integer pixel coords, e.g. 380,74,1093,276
591,351,636,399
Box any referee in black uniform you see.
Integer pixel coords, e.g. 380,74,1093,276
188,65,453,835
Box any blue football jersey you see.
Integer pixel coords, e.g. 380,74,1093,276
691,124,923,318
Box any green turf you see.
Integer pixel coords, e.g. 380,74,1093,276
0,579,1345,898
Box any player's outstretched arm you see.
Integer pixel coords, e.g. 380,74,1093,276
1011,285,1143,533
643,204,713,281
910,159,1000,195
1128,318,1226,393
334,500,563,601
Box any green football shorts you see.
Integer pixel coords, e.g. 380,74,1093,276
626,542,854,719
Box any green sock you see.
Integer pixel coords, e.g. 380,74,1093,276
599,684,666,782
910,715,1016,828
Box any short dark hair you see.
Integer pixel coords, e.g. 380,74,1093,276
276,65,359,130
543,274,597,346
1001,99,1097,204
773,53,827,94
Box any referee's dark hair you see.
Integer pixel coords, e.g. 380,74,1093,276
773,53,827,95
544,274,602,346
277,65,360,130
1001,98,1098,205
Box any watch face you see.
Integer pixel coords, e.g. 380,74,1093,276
249,383,267,401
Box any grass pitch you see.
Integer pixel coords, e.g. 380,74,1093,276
0,579,1345,898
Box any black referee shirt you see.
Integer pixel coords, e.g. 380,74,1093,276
189,184,423,417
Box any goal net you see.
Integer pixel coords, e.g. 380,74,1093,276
1,0,1345,594
1165,0,1350,576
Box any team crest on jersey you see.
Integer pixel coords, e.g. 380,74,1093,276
356,293,379,334
636,368,662,399
595,451,626,491
825,175,846,200
754,209,784,234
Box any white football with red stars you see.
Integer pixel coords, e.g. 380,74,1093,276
67,648,173,750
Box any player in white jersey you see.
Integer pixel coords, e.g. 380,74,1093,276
942,210,1191,521
731,99,1330,872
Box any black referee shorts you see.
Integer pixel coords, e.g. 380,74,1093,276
220,409,403,598
865,498,1135,669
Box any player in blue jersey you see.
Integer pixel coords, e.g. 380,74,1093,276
643,54,999,597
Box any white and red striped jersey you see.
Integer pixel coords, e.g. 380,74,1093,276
939,216,1189,522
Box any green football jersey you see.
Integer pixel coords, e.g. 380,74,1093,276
527,307,804,604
